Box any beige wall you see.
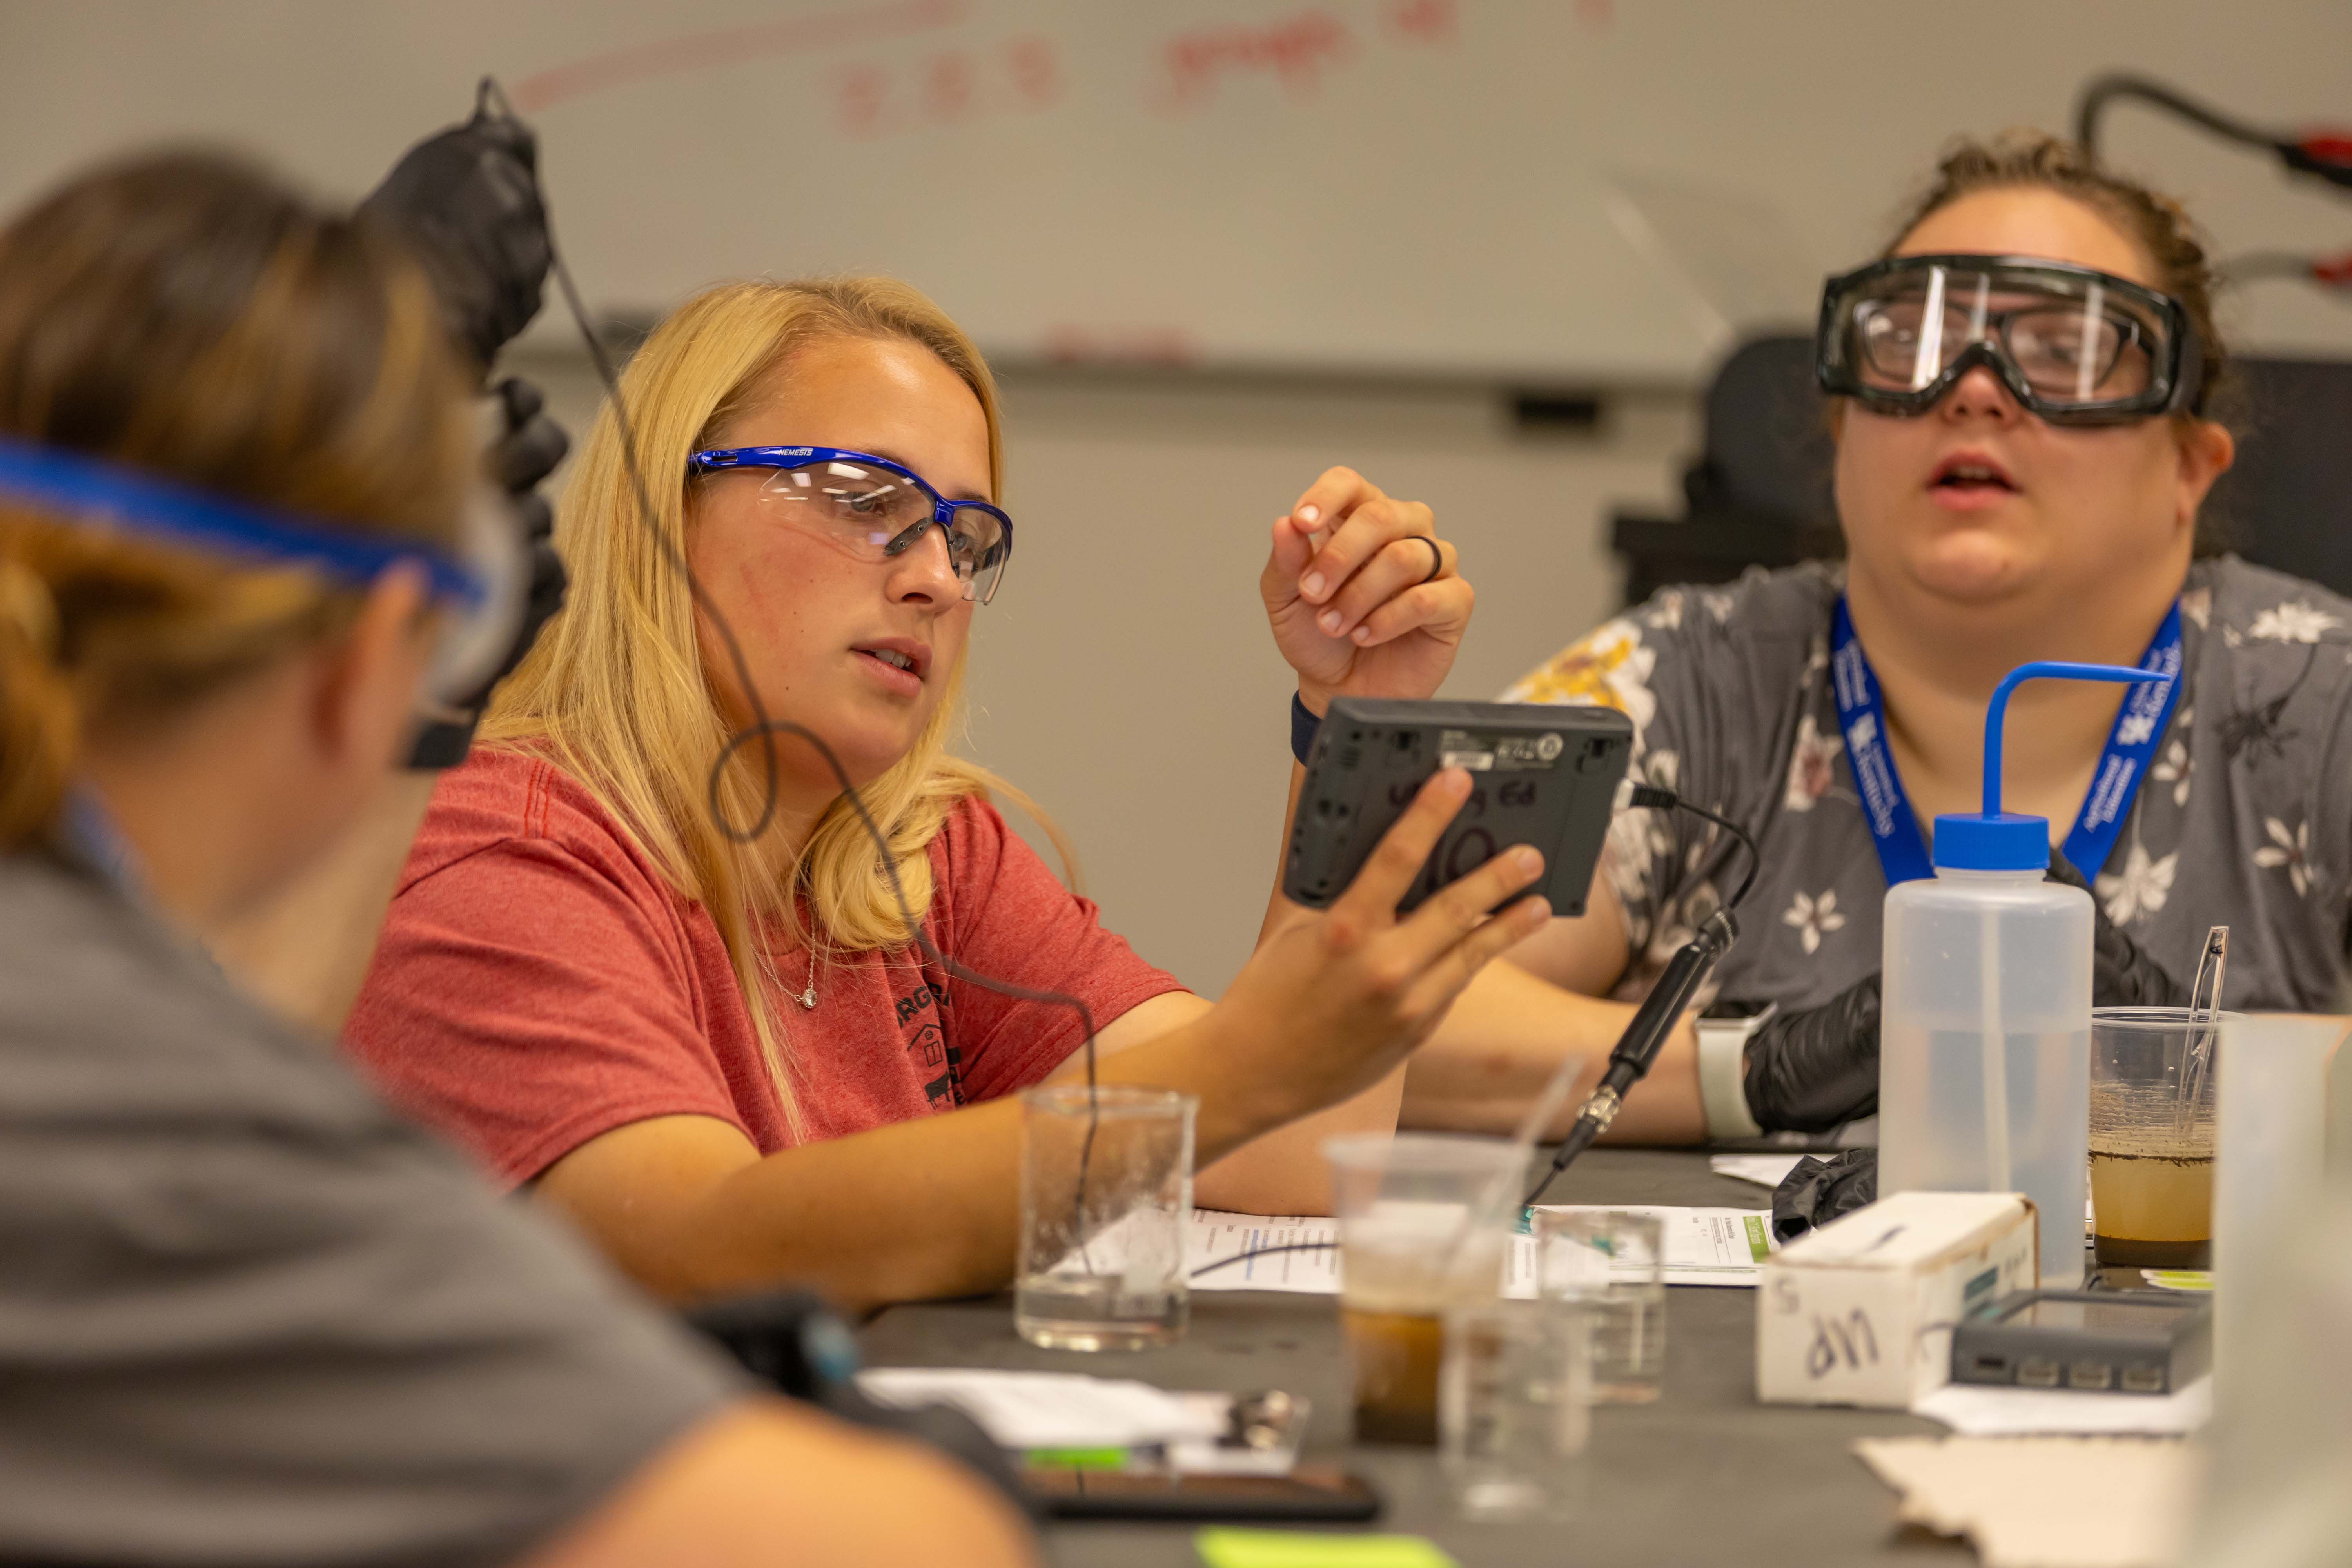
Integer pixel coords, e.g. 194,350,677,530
514,349,1695,997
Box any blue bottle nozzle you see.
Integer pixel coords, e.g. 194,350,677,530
1931,660,2166,872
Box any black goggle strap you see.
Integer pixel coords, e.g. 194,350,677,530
2171,315,2207,415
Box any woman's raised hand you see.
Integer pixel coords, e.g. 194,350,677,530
1213,768,1548,1118
1261,467,1472,713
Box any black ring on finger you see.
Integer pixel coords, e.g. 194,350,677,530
1415,535,1444,585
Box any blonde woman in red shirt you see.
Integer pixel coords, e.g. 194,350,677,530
345,275,1532,1312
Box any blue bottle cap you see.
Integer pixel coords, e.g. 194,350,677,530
1932,811,2052,872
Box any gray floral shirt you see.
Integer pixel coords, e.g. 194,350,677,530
1501,557,2352,1014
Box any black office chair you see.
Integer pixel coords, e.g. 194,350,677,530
2204,357,2352,595
1611,336,2352,605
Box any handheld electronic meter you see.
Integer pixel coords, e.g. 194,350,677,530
1282,698,1633,916
1950,1289,2211,1395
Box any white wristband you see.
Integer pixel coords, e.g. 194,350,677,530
1695,1009,1771,1140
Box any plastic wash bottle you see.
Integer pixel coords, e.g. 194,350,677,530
1879,660,2157,1289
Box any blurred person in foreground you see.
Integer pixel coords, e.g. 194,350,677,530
1408,130,2352,1142
0,151,1032,1567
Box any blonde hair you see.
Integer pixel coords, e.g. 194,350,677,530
0,152,472,851
480,276,1053,1129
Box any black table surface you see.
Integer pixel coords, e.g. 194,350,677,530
859,1148,1968,1566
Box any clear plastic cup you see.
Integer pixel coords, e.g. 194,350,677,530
1532,1209,1666,1403
1441,1297,1593,1521
1323,1132,1521,1445
1015,1086,1196,1351
2089,1008,2220,1270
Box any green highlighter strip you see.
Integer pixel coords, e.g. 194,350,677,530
2142,1269,2213,1292
1195,1526,1459,1568
1025,1445,1148,1469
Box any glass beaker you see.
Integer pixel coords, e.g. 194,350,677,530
1440,1297,1593,1522
1324,1132,1520,1445
2089,1008,2221,1269
1015,1086,1196,1351
1532,1208,1666,1403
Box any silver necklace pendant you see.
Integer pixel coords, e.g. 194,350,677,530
793,981,817,1010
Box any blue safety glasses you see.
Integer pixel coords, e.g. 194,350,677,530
0,435,521,704
686,445,1013,605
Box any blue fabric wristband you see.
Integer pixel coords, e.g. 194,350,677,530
1291,691,1321,766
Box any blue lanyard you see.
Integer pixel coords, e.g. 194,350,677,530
1828,597,2183,886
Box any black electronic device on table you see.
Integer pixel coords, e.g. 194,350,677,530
1950,1289,2212,1395
1023,1464,1382,1523
1284,698,1634,915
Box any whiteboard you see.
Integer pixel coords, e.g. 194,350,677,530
2,0,2347,382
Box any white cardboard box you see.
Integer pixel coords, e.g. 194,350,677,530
1757,1191,2038,1410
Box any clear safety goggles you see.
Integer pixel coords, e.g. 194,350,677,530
686,446,1013,605
1815,254,2203,426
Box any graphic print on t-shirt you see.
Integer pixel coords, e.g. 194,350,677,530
896,976,962,1110
894,981,949,1025
904,1022,964,1111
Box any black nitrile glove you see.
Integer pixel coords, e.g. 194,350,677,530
2045,852,2187,1007
358,100,550,376
363,94,569,770
486,376,568,606
1740,972,1882,1133
1772,1149,1877,1242
404,376,569,769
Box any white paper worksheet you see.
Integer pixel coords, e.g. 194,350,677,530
1184,1205,1776,1294
1515,1204,1778,1290
1185,1212,1343,1294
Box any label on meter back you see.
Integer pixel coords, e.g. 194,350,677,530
1438,728,1566,773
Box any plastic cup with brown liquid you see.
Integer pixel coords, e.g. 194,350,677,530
2089,1008,2221,1270
1323,1133,1520,1445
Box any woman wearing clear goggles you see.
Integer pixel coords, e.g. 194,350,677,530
1817,252,2202,426
341,275,1525,1315
1407,129,2352,1151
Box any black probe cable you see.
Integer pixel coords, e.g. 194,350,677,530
1521,787,1758,1207
2074,74,2352,299
1187,786,1761,1280
2076,72,2352,192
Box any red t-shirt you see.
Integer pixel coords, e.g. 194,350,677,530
343,750,1185,1187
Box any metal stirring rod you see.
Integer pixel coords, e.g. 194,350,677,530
2176,926,2227,1129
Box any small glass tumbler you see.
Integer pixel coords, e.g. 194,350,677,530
1015,1086,1196,1351
1440,1298,1593,1523
1533,1209,1666,1405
